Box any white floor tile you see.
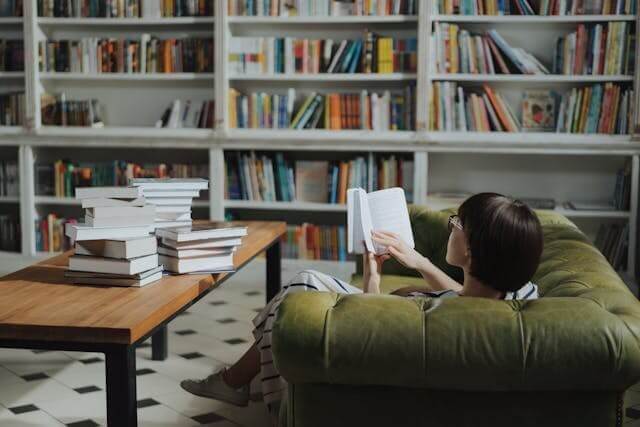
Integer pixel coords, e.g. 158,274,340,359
0,350,74,376
37,391,107,425
0,366,25,386
138,404,199,427
137,373,181,400
0,378,79,407
213,401,272,427
136,354,223,383
153,388,232,418
0,406,65,427
44,360,106,389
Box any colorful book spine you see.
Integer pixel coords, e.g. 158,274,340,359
228,0,416,16
40,93,103,127
281,224,349,261
34,214,76,253
37,0,214,17
435,0,635,14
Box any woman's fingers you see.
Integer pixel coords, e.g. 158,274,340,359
371,234,397,246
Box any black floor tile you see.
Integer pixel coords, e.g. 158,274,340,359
21,372,49,382
209,301,227,306
66,420,100,427
216,317,237,324
137,398,161,409
192,412,228,424
224,338,247,345
79,357,103,365
179,352,205,360
9,404,39,415
136,368,156,376
74,385,102,394
174,329,197,336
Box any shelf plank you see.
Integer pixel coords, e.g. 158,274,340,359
37,17,215,25
427,131,633,145
227,15,418,24
40,72,215,81
0,17,22,24
230,73,417,81
37,126,216,140
226,129,417,143
0,196,19,204
224,200,347,212
0,72,25,79
430,74,634,83
431,14,636,23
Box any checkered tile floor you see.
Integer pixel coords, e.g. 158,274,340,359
0,259,639,426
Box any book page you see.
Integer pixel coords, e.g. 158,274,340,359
366,188,414,254
347,188,370,254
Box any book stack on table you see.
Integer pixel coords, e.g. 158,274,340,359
64,186,162,287
130,178,209,229
157,224,248,274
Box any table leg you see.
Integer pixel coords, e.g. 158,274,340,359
151,325,168,361
266,240,282,303
105,345,137,427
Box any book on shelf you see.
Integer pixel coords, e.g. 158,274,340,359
0,160,18,197
229,86,416,130
432,25,548,74
36,214,77,252
522,90,557,131
552,23,635,76
156,99,215,129
228,0,417,16
225,152,414,204
594,223,628,271
556,82,633,134
0,214,20,252
39,37,214,74
41,93,103,127
434,0,635,15
430,82,520,131
0,40,24,72
347,187,413,255
0,92,25,126
281,223,348,261
37,0,214,17
229,33,417,74
36,160,208,198
0,0,22,16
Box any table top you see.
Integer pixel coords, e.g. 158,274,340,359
0,221,285,345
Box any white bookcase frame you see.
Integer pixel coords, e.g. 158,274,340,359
0,0,638,278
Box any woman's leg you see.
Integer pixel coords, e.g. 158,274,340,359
222,343,260,388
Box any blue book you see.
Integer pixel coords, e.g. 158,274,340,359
586,84,602,133
339,41,358,73
331,165,339,203
347,40,364,73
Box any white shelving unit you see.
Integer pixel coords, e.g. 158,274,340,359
0,0,639,280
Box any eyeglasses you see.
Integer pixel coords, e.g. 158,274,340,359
448,215,463,232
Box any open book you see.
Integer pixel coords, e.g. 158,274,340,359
347,187,415,255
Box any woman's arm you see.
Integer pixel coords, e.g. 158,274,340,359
362,247,389,294
372,230,463,293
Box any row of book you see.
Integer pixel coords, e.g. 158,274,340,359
229,87,415,130
0,214,20,252
36,214,75,252
228,0,417,16
35,160,208,197
552,22,635,76
613,161,631,210
156,99,215,129
0,0,21,16
225,152,414,203
595,222,628,271
229,34,417,75
556,83,633,134
39,37,214,74
0,92,25,126
434,0,635,14
41,94,103,127
37,0,213,17
0,160,18,197
430,82,521,131
432,25,548,74
0,40,24,72
281,224,348,261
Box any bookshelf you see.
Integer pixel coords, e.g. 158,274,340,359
0,0,638,280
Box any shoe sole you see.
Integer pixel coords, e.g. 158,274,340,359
180,381,249,407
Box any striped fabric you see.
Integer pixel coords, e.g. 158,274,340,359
251,270,539,415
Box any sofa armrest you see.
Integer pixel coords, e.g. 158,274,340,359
272,291,640,392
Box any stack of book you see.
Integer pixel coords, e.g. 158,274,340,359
64,186,162,287
157,224,247,273
130,178,209,229
229,34,417,75
40,93,103,127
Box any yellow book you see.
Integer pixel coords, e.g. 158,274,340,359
449,24,459,74
228,88,238,128
264,94,271,128
578,87,591,133
324,95,331,129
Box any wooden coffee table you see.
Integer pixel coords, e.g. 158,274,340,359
0,221,286,427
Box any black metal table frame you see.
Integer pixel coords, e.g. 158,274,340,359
0,241,282,427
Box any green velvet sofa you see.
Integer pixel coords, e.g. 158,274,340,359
272,206,640,427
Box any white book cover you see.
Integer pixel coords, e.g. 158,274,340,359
142,190,200,198
161,237,243,250
155,205,193,213
159,253,234,274
69,253,159,275
130,178,209,191
87,205,156,218
68,271,162,287
144,197,193,206
158,245,236,258
65,223,152,241
75,186,142,200
81,197,146,209
156,212,192,221
74,236,157,260
153,220,193,229
85,214,155,228
156,224,248,242
347,187,414,255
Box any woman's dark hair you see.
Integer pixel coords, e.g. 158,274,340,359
458,192,543,293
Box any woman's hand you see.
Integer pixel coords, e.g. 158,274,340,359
371,230,432,272
362,244,389,294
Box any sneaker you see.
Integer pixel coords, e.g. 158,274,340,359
180,369,249,407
